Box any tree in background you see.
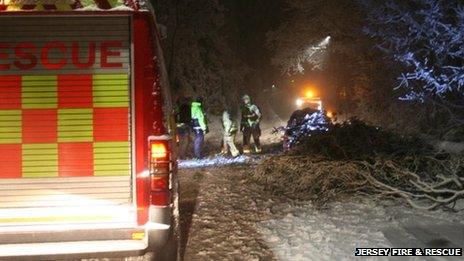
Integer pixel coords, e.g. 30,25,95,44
266,0,399,127
152,0,284,116
364,0,464,140
265,0,362,75
267,0,463,139
365,0,464,97
226,0,285,120
152,0,249,114
152,0,463,140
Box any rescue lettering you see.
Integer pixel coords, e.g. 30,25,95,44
100,41,123,68
15,43,38,70
42,41,67,70
0,41,123,70
0,43,8,70
72,42,96,69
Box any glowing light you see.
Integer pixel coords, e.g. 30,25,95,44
145,222,170,230
0,221,137,232
139,170,150,178
151,142,167,159
0,240,147,257
296,98,304,107
321,36,331,46
305,90,315,98
326,111,333,118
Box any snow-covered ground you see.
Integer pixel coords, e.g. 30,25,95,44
120,119,464,261
179,155,256,169
180,165,464,261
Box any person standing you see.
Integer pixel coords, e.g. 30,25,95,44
221,109,240,157
175,96,191,159
240,94,262,154
191,97,208,159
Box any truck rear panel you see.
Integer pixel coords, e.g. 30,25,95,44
0,4,177,258
0,15,136,229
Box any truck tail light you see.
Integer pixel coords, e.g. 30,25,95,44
151,142,167,159
149,139,171,207
151,175,168,190
150,175,170,206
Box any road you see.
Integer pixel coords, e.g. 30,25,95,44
179,165,276,260
177,163,464,261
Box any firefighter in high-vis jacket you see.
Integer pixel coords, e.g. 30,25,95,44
240,95,262,153
221,109,240,157
191,97,208,159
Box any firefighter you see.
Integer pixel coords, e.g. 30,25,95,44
175,96,191,159
240,94,262,153
221,108,240,157
191,97,208,159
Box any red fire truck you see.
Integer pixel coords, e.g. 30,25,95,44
0,0,179,260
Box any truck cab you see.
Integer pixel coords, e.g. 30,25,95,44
0,0,179,260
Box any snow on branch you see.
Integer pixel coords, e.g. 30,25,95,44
279,36,331,75
363,0,464,99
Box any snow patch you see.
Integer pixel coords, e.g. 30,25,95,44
257,200,392,260
9,0,73,4
76,5,134,11
108,5,135,11
178,155,256,169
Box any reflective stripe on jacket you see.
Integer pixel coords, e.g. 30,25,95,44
222,111,237,135
241,104,261,127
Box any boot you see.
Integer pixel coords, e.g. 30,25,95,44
231,149,240,158
243,146,251,154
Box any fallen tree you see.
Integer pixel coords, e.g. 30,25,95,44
253,119,464,210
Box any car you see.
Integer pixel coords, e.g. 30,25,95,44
283,107,331,151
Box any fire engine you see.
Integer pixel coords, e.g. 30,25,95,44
0,0,179,260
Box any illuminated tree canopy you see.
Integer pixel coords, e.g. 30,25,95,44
364,0,464,98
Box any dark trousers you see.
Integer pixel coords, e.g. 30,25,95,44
243,124,261,148
193,129,204,159
177,126,190,159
